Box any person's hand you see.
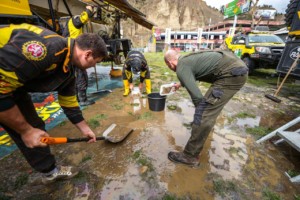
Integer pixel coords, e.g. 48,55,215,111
75,120,96,143
86,5,93,12
129,83,134,90
173,83,181,91
82,129,96,143
138,83,143,91
21,128,49,148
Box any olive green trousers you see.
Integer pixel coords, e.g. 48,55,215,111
184,67,248,157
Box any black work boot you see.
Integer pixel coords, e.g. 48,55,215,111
78,90,95,106
168,151,199,167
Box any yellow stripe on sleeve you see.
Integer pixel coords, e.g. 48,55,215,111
140,71,147,78
44,34,64,39
0,24,43,48
0,68,23,94
55,48,68,56
45,64,57,71
80,11,90,24
58,94,79,107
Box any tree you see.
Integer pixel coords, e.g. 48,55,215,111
250,0,260,29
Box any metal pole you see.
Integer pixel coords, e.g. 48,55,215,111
206,18,211,49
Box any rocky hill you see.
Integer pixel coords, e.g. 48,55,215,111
122,0,285,47
123,0,224,47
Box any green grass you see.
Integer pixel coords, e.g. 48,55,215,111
137,112,153,120
58,121,66,127
131,150,154,173
111,103,123,110
131,103,140,106
246,126,271,137
227,147,245,159
14,173,28,189
95,114,107,120
227,111,256,124
287,169,300,177
182,122,192,129
247,69,277,87
213,178,237,198
262,188,282,200
87,118,100,129
235,112,256,119
127,111,134,116
80,155,92,163
162,194,181,200
73,171,88,184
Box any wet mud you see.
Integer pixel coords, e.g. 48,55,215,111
0,70,300,199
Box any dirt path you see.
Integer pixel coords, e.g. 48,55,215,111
0,64,300,199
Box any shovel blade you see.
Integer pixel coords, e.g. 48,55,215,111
104,125,134,143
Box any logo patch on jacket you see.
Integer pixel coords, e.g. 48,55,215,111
22,41,47,61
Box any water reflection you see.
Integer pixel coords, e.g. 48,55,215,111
236,116,261,127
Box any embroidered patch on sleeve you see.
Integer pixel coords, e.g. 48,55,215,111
22,41,47,61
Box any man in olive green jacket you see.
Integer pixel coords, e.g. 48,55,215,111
164,50,248,167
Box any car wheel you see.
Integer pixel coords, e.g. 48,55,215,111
242,57,256,74
285,0,299,27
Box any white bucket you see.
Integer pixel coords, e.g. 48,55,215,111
159,83,176,96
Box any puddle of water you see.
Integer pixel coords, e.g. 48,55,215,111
209,130,249,179
74,183,91,200
236,116,261,127
86,65,123,94
164,99,195,147
100,164,142,199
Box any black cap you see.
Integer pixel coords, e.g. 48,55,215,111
129,59,142,74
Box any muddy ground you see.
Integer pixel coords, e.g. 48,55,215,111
0,53,300,200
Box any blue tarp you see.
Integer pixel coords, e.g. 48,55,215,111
0,66,123,159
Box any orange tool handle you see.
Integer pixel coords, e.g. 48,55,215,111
41,137,68,144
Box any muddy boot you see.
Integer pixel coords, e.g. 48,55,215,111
78,90,95,106
145,79,152,94
42,165,79,185
168,151,199,167
123,80,131,96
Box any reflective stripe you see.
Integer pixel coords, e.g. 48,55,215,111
0,68,23,94
44,34,64,39
63,38,71,73
58,94,79,107
79,11,90,24
55,48,68,56
140,70,147,78
45,64,57,71
0,24,43,48
125,70,132,80
68,19,83,38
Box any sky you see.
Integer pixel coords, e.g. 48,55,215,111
203,0,289,14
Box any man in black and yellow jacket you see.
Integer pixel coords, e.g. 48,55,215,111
62,5,95,106
0,23,107,184
122,50,151,96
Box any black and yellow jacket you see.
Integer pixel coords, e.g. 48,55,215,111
122,50,150,83
0,23,83,124
62,8,93,38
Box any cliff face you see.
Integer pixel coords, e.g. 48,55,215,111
123,0,223,47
